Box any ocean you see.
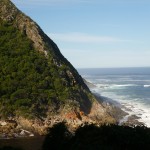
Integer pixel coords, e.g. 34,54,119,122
78,67,150,127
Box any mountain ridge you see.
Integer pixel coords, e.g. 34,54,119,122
0,0,115,135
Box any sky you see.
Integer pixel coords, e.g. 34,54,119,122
11,0,150,68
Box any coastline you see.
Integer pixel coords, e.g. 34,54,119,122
84,79,145,127
94,92,145,127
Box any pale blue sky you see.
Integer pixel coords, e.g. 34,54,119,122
12,0,150,68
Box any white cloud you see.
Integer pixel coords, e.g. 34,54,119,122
48,32,128,43
60,48,150,68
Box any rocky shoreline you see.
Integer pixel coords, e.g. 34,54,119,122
84,79,146,127
93,92,145,127
0,104,144,139
101,97,145,127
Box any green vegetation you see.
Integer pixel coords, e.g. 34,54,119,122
42,123,150,150
0,21,84,118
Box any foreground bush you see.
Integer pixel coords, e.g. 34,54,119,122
43,122,150,150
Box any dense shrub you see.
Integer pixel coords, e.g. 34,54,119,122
0,21,79,118
43,123,150,150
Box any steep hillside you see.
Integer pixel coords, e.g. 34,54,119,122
0,0,115,135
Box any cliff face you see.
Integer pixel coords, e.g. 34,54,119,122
0,0,115,135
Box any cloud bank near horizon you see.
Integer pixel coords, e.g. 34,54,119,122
48,32,129,43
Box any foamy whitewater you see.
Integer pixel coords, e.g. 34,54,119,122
78,67,150,127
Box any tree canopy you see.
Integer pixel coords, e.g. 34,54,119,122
0,21,81,118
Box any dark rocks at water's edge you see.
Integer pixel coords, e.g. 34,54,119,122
123,115,144,127
101,97,145,127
